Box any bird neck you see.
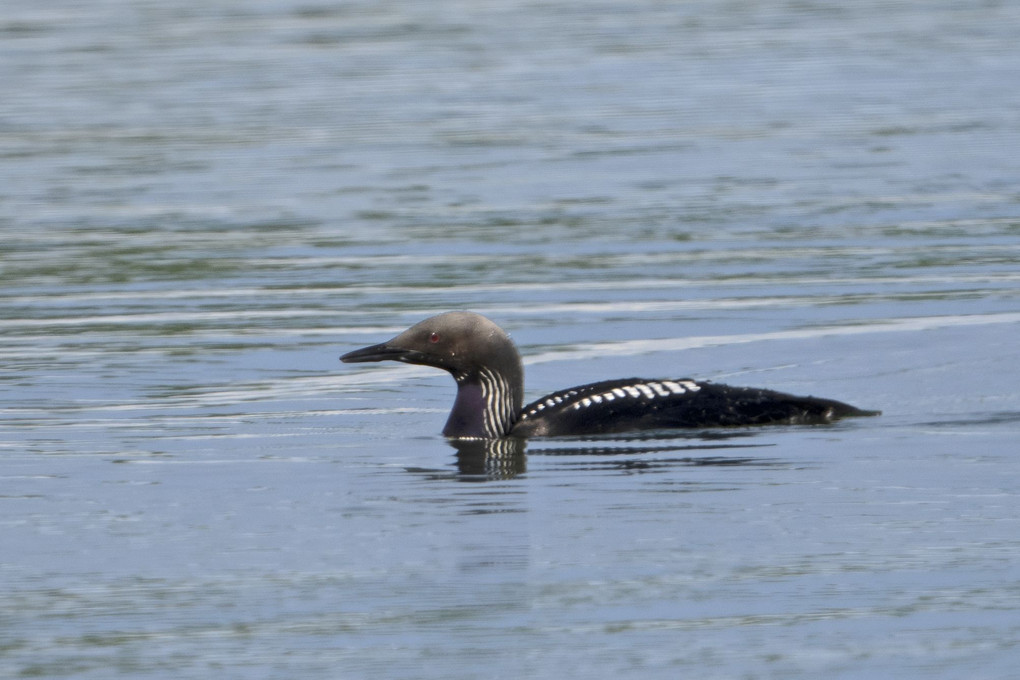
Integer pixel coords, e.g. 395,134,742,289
442,367,523,439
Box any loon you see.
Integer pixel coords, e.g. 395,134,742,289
340,311,879,439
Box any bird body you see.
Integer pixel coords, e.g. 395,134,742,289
341,312,879,439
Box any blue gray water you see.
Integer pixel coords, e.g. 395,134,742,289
2,1,1020,678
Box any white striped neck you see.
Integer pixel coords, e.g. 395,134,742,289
443,368,523,439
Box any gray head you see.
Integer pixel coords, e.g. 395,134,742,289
341,312,520,377
341,312,525,438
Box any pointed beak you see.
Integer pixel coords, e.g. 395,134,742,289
340,342,424,364
340,342,412,364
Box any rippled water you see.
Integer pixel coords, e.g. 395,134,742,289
3,1,1020,678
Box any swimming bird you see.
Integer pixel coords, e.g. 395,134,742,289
340,311,879,439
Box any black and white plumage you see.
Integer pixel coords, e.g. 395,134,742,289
340,312,879,439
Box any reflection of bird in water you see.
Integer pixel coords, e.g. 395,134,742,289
449,438,527,480
448,434,780,481
341,312,880,440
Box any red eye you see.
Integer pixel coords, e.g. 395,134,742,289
429,332,440,343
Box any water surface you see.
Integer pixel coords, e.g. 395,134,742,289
2,1,1020,678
